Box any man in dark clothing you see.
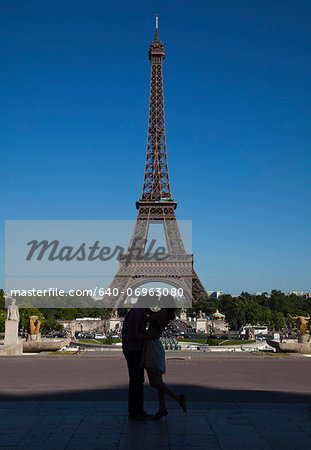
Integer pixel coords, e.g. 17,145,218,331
122,307,152,421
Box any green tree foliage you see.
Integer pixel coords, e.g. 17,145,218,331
0,311,6,332
41,316,63,333
189,291,311,331
0,289,5,310
0,289,5,332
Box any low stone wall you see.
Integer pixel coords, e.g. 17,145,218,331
268,339,311,354
0,342,23,355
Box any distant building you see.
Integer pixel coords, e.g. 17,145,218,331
212,309,225,320
195,309,229,334
208,309,229,333
207,291,222,298
289,291,311,298
58,316,123,336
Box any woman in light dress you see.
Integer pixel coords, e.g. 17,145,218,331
141,306,187,420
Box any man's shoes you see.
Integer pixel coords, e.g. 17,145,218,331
128,414,148,423
140,411,154,419
128,410,154,422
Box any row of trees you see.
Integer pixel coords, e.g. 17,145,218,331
192,290,311,330
1,289,311,332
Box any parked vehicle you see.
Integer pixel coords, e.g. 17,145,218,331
95,334,106,339
76,332,95,339
53,333,67,338
239,325,269,336
82,333,95,339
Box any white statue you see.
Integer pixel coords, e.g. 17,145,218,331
7,299,20,322
4,299,21,347
112,309,119,318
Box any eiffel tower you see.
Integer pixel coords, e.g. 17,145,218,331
106,16,207,307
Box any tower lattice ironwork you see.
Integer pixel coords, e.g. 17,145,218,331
106,16,207,306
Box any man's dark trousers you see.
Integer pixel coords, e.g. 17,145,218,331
123,349,144,417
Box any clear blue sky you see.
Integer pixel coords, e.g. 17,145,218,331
1,0,310,294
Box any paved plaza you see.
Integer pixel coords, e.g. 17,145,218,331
0,401,311,449
0,353,310,448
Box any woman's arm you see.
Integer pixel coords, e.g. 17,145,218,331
144,327,161,340
141,308,150,323
143,309,168,340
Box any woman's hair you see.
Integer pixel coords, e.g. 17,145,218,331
164,307,176,322
159,294,176,323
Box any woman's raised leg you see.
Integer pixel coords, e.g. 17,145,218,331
147,371,183,408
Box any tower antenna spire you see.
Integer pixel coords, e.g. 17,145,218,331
155,14,159,40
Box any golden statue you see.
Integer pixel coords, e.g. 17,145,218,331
29,316,41,335
289,315,310,335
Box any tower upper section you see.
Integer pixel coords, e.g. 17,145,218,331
139,15,173,207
